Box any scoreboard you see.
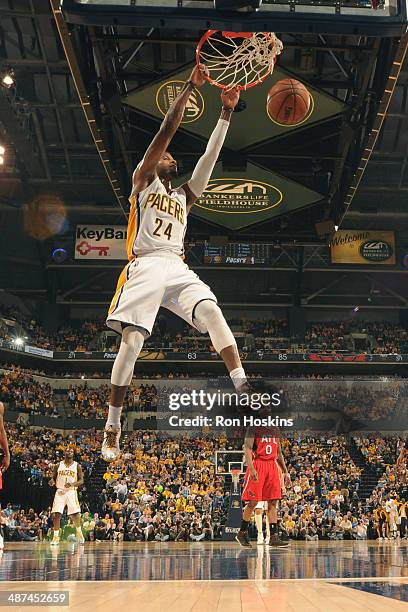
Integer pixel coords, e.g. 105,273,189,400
203,243,269,265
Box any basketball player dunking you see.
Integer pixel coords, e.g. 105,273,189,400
48,447,84,545
102,64,249,460
0,402,10,551
236,426,291,548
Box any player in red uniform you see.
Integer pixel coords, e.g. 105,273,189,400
236,427,290,548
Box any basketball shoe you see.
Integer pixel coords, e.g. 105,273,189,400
235,531,252,548
269,534,290,547
102,424,121,461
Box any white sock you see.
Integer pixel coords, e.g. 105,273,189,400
255,513,263,535
54,530,59,538
107,405,122,428
230,367,247,390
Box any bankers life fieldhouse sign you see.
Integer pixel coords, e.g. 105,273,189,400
180,162,323,230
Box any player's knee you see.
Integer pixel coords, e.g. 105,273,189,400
194,299,221,327
121,325,146,357
111,327,145,387
194,300,236,353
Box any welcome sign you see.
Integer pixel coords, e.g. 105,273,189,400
331,230,396,265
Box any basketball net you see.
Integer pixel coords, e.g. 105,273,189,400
196,30,283,90
230,468,241,495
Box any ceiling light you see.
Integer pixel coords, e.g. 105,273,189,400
2,73,14,88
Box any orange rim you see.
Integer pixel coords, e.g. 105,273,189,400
196,30,276,91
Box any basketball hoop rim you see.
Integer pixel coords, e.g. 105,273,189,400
196,30,276,91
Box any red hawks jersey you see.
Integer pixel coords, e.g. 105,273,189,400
252,432,279,461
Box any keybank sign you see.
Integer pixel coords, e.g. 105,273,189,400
196,178,283,214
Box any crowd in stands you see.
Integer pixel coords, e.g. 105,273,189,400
66,383,158,419
285,378,404,422
0,367,161,420
2,363,407,427
2,425,227,542
1,424,407,543
0,367,59,417
354,436,408,539
2,301,408,355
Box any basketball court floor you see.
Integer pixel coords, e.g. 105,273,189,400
0,541,407,611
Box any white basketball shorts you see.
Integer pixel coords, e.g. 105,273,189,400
107,253,217,336
255,501,268,510
51,489,81,515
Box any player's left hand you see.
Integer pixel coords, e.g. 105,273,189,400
284,472,291,487
221,86,240,110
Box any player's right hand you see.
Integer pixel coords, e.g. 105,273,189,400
0,453,10,473
250,468,258,481
221,85,240,110
189,64,208,88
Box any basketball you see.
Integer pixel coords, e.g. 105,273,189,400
267,78,311,125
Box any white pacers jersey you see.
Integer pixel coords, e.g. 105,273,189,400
126,176,187,259
55,461,78,490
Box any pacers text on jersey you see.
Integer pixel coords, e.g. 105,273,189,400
144,192,185,224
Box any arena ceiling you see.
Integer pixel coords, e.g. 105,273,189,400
0,0,407,309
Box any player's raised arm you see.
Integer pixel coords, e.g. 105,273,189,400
0,402,10,473
133,64,207,192
183,86,240,212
